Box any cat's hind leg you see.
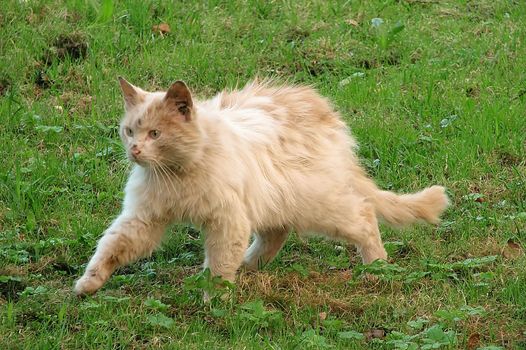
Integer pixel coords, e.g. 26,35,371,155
74,216,167,296
352,200,388,263
305,195,387,264
242,226,289,270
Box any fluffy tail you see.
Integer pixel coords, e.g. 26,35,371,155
352,168,449,227
372,186,450,226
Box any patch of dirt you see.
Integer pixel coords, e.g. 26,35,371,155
51,260,78,275
285,27,311,43
355,52,401,69
0,78,10,96
466,86,480,98
0,278,26,302
497,150,523,167
34,68,52,89
43,32,88,65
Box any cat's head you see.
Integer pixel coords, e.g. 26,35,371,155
117,78,202,170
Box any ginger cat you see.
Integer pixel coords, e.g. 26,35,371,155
74,78,449,296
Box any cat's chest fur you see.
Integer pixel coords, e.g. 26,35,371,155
122,165,231,226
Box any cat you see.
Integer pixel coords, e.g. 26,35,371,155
74,78,449,296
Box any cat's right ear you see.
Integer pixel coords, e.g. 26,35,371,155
118,77,142,109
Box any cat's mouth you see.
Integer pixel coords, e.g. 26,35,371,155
127,152,150,167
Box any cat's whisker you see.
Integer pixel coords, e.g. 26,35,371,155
158,161,182,185
147,164,155,193
151,166,161,194
155,160,178,194
162,161,184,187
147,159,167,190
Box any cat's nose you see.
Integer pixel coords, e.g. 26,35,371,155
131,145,141,156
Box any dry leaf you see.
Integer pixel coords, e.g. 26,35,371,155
364,329,385,341
502,239,523,260
318,312,327,321
337,270,353,282
467,333,481,349
152,23,171,35
346,19,359,26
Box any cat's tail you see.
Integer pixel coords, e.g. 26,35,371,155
353,169,449,227
371,186,450,227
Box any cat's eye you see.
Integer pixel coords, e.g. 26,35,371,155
125,127,133,137
149,130,161,139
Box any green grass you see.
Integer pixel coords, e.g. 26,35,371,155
1,0,525,348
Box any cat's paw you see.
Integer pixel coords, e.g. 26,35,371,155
74,275,104,296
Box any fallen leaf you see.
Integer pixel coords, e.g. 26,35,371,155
467,332,480,349
337,270,353,282
318,312,327,321
364,329,385,341
346,19,359,26
502,239,523,260
152,23,171,35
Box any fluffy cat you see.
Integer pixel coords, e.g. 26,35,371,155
74,78,449,296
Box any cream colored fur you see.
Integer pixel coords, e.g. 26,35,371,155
74,78,449,296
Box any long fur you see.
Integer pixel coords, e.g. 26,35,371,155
75,79,449,296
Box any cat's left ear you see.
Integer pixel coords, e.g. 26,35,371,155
165,81,193,121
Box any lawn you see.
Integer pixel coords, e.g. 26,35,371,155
1,0,525,349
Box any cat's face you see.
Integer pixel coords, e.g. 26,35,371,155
118,78,201,169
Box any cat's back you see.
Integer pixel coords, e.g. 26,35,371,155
214,80,347,133
201,80,356,169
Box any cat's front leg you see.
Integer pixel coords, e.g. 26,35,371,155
203,214,251,284
75,215,167,296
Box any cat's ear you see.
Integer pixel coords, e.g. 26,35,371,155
118,77,142,109
165,81,193,121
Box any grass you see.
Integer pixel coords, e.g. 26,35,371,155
1,0,525,348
